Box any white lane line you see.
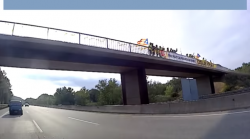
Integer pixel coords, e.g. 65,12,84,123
33,120,43,132
0,111,8,117
68,117,99,125
133,109,250,118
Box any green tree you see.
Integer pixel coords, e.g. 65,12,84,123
235,62,250,73
165,85,174,98
88,89,100,103
147,77,181,103
222,62,250,92
167,78,182,94
95,78,122,105
25,98,37,105
36,94,55,105
147,80,167,103
0,69,13,104
54,87,75,105
75,87,90,106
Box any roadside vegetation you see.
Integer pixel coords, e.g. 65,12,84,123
221,62,250,92
0,68,13,104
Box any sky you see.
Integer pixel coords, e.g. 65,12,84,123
0,1,249,99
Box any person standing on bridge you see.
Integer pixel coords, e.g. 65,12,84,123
152,44,156,56
155,45,159,57
158,46,162,57
174,48,178,53
148,43,153,56
160,47,165,58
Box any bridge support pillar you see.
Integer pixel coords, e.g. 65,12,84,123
121,68,149,105
196,75,215,96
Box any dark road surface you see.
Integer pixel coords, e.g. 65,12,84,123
0,106,250,139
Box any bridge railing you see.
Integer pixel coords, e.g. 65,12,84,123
0,20,227,71
0,20,151,55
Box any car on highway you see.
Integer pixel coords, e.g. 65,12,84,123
25,103,29,107
8,100,23,115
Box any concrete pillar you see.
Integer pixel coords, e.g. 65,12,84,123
196,75,215,96
121,68,149,105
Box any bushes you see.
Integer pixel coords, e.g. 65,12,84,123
148,77,182,103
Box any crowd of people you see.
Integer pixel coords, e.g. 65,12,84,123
144,43,215,67
186,53,215,67
147,42,178,57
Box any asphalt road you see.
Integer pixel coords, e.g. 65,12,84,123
0,106,250,139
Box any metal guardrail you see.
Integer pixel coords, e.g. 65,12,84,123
200,87,250,99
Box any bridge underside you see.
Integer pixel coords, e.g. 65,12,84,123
0,57,205,78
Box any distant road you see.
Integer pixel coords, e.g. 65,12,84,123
0,106,250,139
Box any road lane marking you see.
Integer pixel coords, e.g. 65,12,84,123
0,111,8,117
33,120,43,132
133,109,250,118
68,117,99,125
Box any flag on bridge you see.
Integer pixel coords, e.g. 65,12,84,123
196,53,201,59
137,38,148,46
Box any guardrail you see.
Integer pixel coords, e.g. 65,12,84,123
0,20,232,72
200,87,250,99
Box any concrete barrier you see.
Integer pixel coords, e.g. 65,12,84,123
0,104,8,110
37,91,250,114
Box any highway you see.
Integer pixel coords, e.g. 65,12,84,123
0,106,250,139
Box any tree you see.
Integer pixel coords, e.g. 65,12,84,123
147,80,167,103
0,69,13,104
36,94,55,105
147,77,181,103
165,85,174,98
54,87,75,105
222,62,250,92
235,62,250,73
75,87,90,106
95,78,122,105
166,77,182,98
88,89,100,103
25,98,37,105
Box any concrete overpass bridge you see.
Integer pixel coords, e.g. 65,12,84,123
0,20,247,105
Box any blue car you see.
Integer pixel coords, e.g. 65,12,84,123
9,100,23,115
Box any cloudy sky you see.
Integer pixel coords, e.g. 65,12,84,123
0,1,249,99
